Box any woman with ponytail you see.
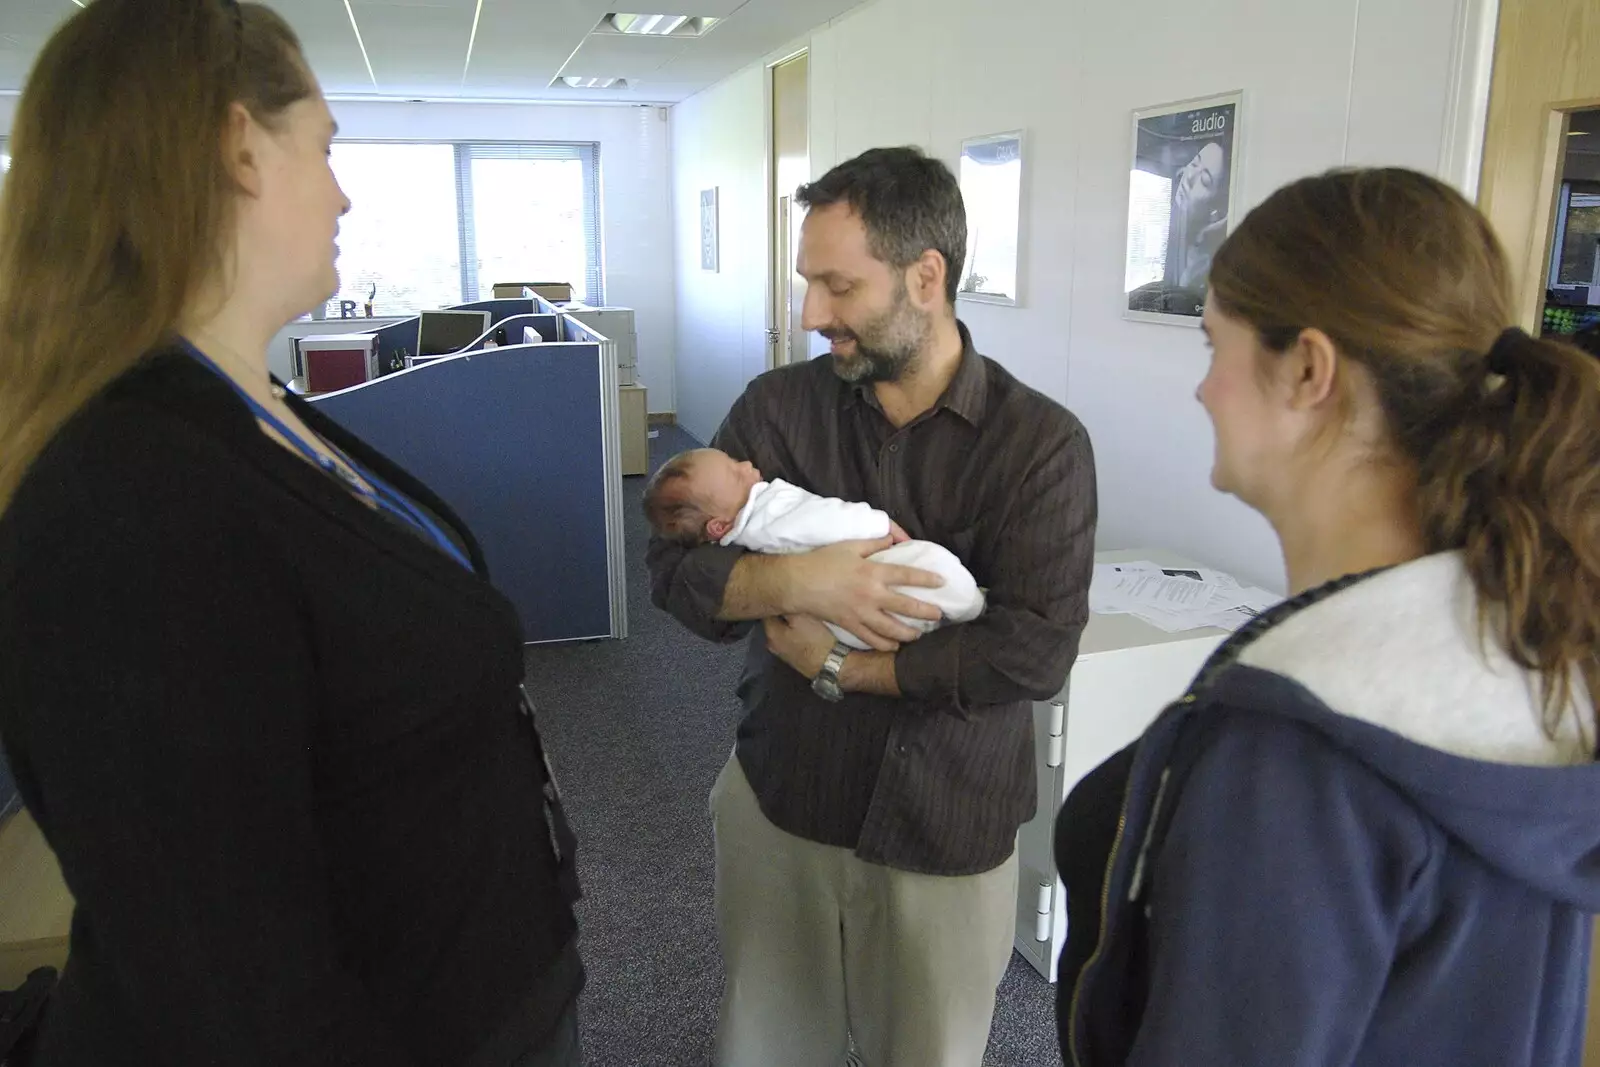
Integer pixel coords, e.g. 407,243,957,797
1057,167,1600,1067
0,3,584,1065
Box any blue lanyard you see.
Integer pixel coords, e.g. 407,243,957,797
180,339,475,572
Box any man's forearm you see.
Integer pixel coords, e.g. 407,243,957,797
840,651,900,697
714,554,795,622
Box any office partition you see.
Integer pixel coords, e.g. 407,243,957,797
367,300,548,372
467,313,561,349
309,335,628,644
559,312,629,640
451,298,537,322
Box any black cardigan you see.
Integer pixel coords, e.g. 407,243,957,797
0,350,581,1066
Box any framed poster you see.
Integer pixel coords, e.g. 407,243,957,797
957,130,1025,307
700,187,719,272
1123,91,1242,325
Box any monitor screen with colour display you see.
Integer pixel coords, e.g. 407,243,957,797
416,310,491,357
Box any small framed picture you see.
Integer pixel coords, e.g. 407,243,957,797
956,130,1025,307
700,187,719,272
1123,91,1243,326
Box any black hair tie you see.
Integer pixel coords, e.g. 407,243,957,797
1485,326,1527,377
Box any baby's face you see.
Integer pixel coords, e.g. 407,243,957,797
690,450,764,522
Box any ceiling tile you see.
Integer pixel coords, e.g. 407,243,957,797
462,0,593,88
0,0,875,106
349,2,475,86
559,33,687,80
270,0,380,92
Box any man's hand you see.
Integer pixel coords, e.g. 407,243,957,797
765,615,903,697
763,615,837,680
888,521,911,544
783,538,943,652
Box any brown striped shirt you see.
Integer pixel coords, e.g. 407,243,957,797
646,323,1097,875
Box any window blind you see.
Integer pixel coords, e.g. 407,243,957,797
456,142,603,304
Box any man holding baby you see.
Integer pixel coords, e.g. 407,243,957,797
645,145,1097,1067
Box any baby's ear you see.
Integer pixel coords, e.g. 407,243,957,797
706,516,732,542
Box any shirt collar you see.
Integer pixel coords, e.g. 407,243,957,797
847,319,989,427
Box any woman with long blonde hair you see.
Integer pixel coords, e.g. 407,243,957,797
0,3,585,1063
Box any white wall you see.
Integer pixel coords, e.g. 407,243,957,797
670,68,772,443
669,0,1490,592
0,97,680,414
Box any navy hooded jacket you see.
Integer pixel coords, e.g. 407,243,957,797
1061,553,1600,1067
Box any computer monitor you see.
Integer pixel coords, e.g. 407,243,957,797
416,310,492,357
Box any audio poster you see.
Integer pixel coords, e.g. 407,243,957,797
1124,91,1243,325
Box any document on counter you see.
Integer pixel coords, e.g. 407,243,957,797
1200,585,1282,632
1091,560,1282,633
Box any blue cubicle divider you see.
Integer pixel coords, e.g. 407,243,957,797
372,318,419,370
468,314,560,349
559,315,628,635
309,340,626,644
367,303,559,371
452,298,536,321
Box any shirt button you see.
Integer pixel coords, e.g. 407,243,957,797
889,443,900,454
897,743,909,755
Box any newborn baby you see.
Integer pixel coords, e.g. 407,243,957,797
643,448,984,650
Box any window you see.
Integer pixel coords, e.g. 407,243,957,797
330,143,461,315
1552,185,1600,289
326,141,602,319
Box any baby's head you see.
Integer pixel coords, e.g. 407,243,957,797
643,448,764,545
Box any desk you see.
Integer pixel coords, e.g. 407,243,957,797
1013,548,1229,982
0,810,71,988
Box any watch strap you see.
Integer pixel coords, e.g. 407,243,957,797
819,641,850,683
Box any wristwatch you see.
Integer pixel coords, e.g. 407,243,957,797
811,641,851,703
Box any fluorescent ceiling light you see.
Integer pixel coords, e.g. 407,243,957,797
462,0,486,84
562,76,625,89
1569,130,1590,137
341,0,378,86
606,13,719,36
614,14,678,34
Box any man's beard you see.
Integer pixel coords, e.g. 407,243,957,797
820,281,931,385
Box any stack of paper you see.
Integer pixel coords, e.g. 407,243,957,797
1090,560,1281,634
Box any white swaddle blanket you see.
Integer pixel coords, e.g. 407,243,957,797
719,479,985,650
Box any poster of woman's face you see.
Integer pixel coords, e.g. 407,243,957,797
1124,92,1242,324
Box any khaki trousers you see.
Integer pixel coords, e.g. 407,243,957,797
709,753,1019,1067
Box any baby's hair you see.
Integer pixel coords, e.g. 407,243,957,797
642,451,712,545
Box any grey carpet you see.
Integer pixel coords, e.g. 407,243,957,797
524,424,1059,1067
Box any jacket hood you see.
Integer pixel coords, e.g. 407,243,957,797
1211,552,1600,909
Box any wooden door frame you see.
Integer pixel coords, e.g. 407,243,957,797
1476,0,1600,328
764,47,809,371
1492,97,1600,327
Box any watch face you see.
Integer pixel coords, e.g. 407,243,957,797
812,675,843,702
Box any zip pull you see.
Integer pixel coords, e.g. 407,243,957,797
1127,767,1171,902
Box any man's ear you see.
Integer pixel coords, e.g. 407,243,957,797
908,249,947,309
223,101,265,199
706,516,732,542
